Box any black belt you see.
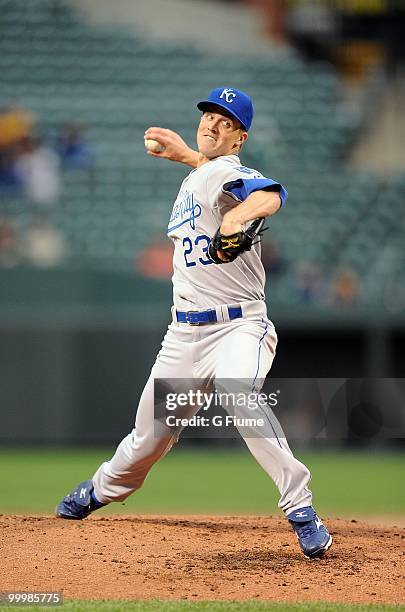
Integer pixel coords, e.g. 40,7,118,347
176,305,243,325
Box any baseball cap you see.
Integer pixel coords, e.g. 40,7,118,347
197,87,254,131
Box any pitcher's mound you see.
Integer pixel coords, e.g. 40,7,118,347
1,515,404,604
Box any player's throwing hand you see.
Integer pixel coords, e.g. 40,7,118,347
144,127,199,167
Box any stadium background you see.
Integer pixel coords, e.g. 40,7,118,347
0,0,404,523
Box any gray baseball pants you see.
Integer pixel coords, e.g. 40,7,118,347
92,300,312,516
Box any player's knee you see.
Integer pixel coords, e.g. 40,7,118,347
295,462,311,487
129,431,174,462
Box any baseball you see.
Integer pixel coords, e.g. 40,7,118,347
144,138,165,153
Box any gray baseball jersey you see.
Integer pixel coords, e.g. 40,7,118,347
167,154,288,310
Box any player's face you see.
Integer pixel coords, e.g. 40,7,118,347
197,110,248,159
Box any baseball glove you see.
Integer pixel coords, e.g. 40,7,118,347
208,218,267,264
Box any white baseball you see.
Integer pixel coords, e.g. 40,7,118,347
144,138,165,153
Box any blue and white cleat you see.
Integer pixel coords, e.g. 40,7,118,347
288,506,333,559
55,480,106,520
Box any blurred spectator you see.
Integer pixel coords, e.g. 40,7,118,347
245,0,288,45
294,260,324,302
0,106,35,191
286,0,338,62
15,136,61,209
0,106,34,149
0,216,20,267
135,240,174,280
0,147,20,190
330,267,360,307
23,215,67,268
55,123,93,170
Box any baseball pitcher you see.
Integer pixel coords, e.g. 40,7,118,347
56,87,332,559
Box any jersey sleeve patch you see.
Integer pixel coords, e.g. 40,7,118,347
222,177,288,206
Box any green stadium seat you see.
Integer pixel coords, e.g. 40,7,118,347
0,0,401,308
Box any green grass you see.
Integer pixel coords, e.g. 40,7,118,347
0,447,404,517
0,600,403,611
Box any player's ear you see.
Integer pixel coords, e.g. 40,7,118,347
238,131,248,145
235,130,248,151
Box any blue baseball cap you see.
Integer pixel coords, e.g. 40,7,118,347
197,87,254,131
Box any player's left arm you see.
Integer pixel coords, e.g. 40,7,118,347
208,178,287,264
220,188,281,235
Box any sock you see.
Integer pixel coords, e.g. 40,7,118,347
91,489,105,508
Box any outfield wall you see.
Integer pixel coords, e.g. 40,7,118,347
1,268,404,444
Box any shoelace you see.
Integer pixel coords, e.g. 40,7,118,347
65,491,89,507
295,521,317,539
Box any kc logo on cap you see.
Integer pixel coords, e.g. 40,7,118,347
197,87,254,131
219,88,237,104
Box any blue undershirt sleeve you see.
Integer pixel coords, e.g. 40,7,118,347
222,177,288,206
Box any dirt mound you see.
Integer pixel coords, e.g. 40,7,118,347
1,515,404,604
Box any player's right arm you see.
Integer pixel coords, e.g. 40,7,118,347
144,127,198,168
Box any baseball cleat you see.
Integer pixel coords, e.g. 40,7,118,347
55,479,106,520
288,506,333,559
